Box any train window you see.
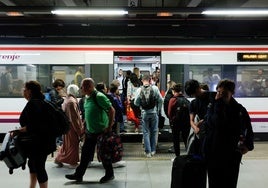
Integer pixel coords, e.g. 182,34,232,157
188,65,222,92
0,65,85,97
236,66,268,97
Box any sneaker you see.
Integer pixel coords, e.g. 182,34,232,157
120,130,127,133
54,160,63,168
151,151,156,156
65,174,83,182
99,175,115,183
144,152,152,158
68,164,78,169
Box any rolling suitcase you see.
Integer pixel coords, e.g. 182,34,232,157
0,133,26,174
171,155,206,188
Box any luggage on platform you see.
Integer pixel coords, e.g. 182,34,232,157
0,133,26,174
171,155,206,188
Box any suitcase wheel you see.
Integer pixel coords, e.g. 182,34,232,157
9,168,13,174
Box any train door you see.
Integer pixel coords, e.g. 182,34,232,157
113,52,161,89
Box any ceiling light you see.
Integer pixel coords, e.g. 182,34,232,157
157,12,173,17
6,11,24,16
202,9,268,15
51,9,128,16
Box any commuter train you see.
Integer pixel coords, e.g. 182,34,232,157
1,44,268,140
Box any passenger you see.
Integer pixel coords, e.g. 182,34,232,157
163,80,176,153
203,68,221,91
250,68,266,96
122,70,132,114
127,72,142,132
49,79,66,107
184,79,216,155
49,78,66,145
204,79,254,188
54,84,84,168
115,69,124,95
65,78,115,183
74,66,84,87
1,66,13,94
167,83,190,157
108,84,125,134
13,81,56,188
134,74,163,158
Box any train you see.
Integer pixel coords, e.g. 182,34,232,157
1,44,268,140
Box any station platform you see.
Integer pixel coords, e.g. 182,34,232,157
1,142,268,188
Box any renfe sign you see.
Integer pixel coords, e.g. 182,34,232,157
0,54,21,61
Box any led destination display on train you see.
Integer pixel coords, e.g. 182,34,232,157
237,53,268,62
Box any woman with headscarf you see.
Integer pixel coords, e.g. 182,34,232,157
55,84,84,168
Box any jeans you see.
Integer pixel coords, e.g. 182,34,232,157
141,112,158,154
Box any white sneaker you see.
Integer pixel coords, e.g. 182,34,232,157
151,151,156,156
144,152,152,158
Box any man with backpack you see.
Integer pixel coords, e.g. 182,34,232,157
65,78,116,183
134,74,163,158
167,83,190,157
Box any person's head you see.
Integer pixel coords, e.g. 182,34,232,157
258,68,264,76
109,84,118,94
185,79,201,97
96,82,107,94
111,79,120,87
67,84,79,97
80,78,95,96
216,79,235,103
52,79,65,92
133,67,140,78
141,74,150,85
156,68,160,78
171,83,183,94
23,81,44,100
118,69,123,76
167,80,176,90
126,70,132,77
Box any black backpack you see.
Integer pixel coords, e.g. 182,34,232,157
172,96,190,127
140,85,156,110
44,100,71,137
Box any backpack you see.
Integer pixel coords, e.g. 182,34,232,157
0,73,8,91
44,100,71,137
140,85,156,110
172,96,190,127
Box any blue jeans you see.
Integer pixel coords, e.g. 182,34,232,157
141,112,158,154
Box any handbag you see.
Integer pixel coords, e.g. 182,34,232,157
97,132,123,163
158,113,165,129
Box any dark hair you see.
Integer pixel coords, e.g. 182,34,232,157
142,74,150,81
172,83,183,93
184,79,200,97
130,73,141,87
25,80,44,99
216,79,235,94
96,82,106,93
52,79,65,88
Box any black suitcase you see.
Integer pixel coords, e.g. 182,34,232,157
0,133,26,174
171,155,206,188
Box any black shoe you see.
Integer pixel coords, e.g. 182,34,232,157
99,175,115,183
65,174,83,182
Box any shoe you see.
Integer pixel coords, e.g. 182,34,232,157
144,152,152,158
68,164,78,169
120,130,127,133
65,174,83,182
151,151,156,156
134,128,139,133
54,160,63,168
99,175,115,183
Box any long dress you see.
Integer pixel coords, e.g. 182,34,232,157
55,95,83,165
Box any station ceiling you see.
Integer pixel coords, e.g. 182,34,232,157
0,0,268,41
